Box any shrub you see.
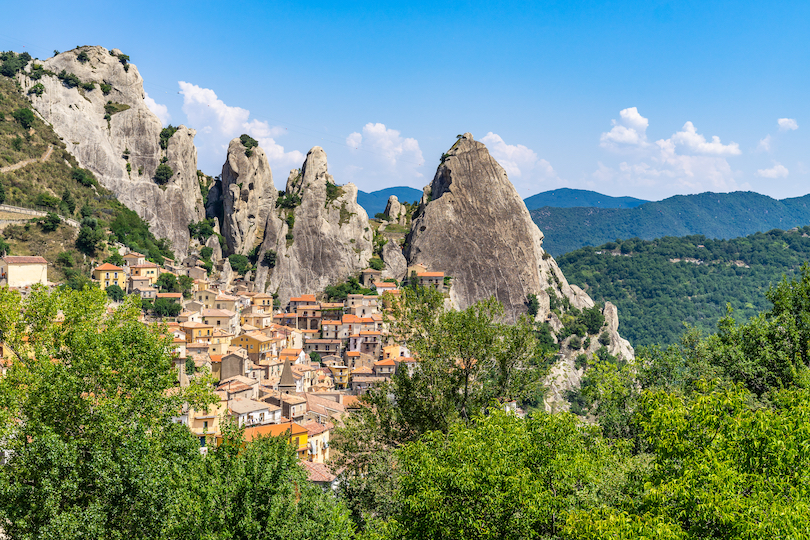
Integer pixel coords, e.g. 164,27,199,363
0,51,31,77
0,182,5,204
35,193,60,209
285,214,295,230
527,293,539,317
228,254,251,275
154,163,174,185
240,134,258,149
325,181,343,205
28,83,45,97
76,50,89,63
104,102,130,117
76,220,104,256
153,298,182,317
374,212,388,221
40,212,61,232
56,251,74,267
159,125,179,150
263,249,277,268
12,108,35,129
11,137,22,151
72,167,97,187
100,83,112,94
200,246,213,260
568,335,582,350
598,331,611,346
368,257,384,271
57,70,81,88
575,353,588,369
276,193,301,209
61,189,76,214
105,284,124,302
81,81,95,91
188,219,215,242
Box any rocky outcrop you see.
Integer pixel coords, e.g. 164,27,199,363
384,195,408,225
205,234,223,262
220,138,277,255
381,239,407,281
18,46,204,256
406,133,592,322
253,147,374,305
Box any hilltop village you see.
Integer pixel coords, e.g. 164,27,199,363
1,252,451,484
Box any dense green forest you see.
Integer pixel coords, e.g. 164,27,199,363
523,187,648,211
532,190,810,255
557,227,810,347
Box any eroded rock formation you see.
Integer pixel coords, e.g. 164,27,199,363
384,195,408,225
253,147,374,304
220,137,277,255
18,46,204,256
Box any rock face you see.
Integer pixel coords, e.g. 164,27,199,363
220,138,277,255
381,239,407,281
253,147,374,304
406,133,592,321
384,195,408,225
18,46,204,256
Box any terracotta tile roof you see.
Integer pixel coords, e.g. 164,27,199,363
346,351,360,357
93,262,123,271
202,309,236,317
157,292,181,298
210,354,223,363
418,272,445,277
301,461,336,483
291,294,317,302
242,422,306,442
375,358,396,366
131,262,160,268
123,252,144,258
303,421,333,436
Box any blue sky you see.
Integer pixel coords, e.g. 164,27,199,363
2,0,808,200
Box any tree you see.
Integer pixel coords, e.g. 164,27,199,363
11,108,35,129
228,254,251,275
40,212,61,232
178,275,194,299
0,288,215,539
0,182,5,204
155,272,178,293
154,163,174,184
527,293,539,317
75,218,104,256
153,297,182,317
61,189,76,214
368,257,384,271
103,252,124,266
263,249,277,267
105,284,124,302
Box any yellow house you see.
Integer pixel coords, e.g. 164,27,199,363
189,397,228,448
219,422,309,460
0,256,48,287
129,262,161,284
329,364,350,389
180,321,213,343
92,263,126,289
233,331,273,362
252,292,274,310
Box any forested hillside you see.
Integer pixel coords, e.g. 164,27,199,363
558,227,810,346
532,190,810,255
523,187,648,211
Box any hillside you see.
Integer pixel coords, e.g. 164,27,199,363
357,186,422,217
557,227,810,347
532,190,810,255
523,187,648,211
0,51,173,283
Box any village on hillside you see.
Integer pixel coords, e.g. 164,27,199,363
0,251,452,486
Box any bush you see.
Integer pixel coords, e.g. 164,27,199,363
153,297,182,317
285,214,295,230
159,125,179,150
72,168,97,187
368,257,384,271
263,249,277,268
240,134,258,150
188,219,215,242
0,182,5,204
154,163,174,185
105,284,125,302
28,83,45,97
276,192,301,209
325,181,343,205
56,251,74,267
81,81,95,91
374,212,388,221
61,189,76,214
575,353,588,369
228,254,251,275
35,193,60,209
76,219,105,256
568,335,582,350
100,83,112,94
598,331,611,346
0,51,31,77
11,137,22,151
200,246,213,260
12,108,35,130
57,70,81,88
527,293,539,317
40,212,61,232
76,50,89,63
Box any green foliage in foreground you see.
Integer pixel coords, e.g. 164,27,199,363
0,287,352,540
559,227,810,346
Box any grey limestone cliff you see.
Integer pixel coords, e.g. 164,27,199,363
17,46,204,256
253,147,374,304
220,138,277,255
383,195,408,225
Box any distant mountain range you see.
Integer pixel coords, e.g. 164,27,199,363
357,187,423,217
523,188,648,210
531,191,810,256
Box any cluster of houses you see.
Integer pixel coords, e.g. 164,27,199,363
0,248,451,486
84,251,453,484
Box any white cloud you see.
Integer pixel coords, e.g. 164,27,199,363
144,92,170,126
757,134,772,152
778,118,798,131
178,81,303,178
597,108,742,193
757,162,789,178
670,121,741,156
343,123,424,186
480,132,557,192
600,107,650,149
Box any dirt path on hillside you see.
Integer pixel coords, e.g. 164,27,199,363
0,145,53,173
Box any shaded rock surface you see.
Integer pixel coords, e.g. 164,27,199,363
406,133,592,322
381,239,407,281
220,138,276,255
18,46,204,256
253,147,374,304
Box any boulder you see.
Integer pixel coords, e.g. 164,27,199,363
381,239,407,281
18,46,204,256
384,195,408,225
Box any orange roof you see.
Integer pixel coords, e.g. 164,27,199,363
346,351,360,357
291,294,317,302
4,255,48,264
210,355,223,363
157,292,182,298
94,263,124,271
418,272,445,277
242,422,307,442
375,358,396,366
